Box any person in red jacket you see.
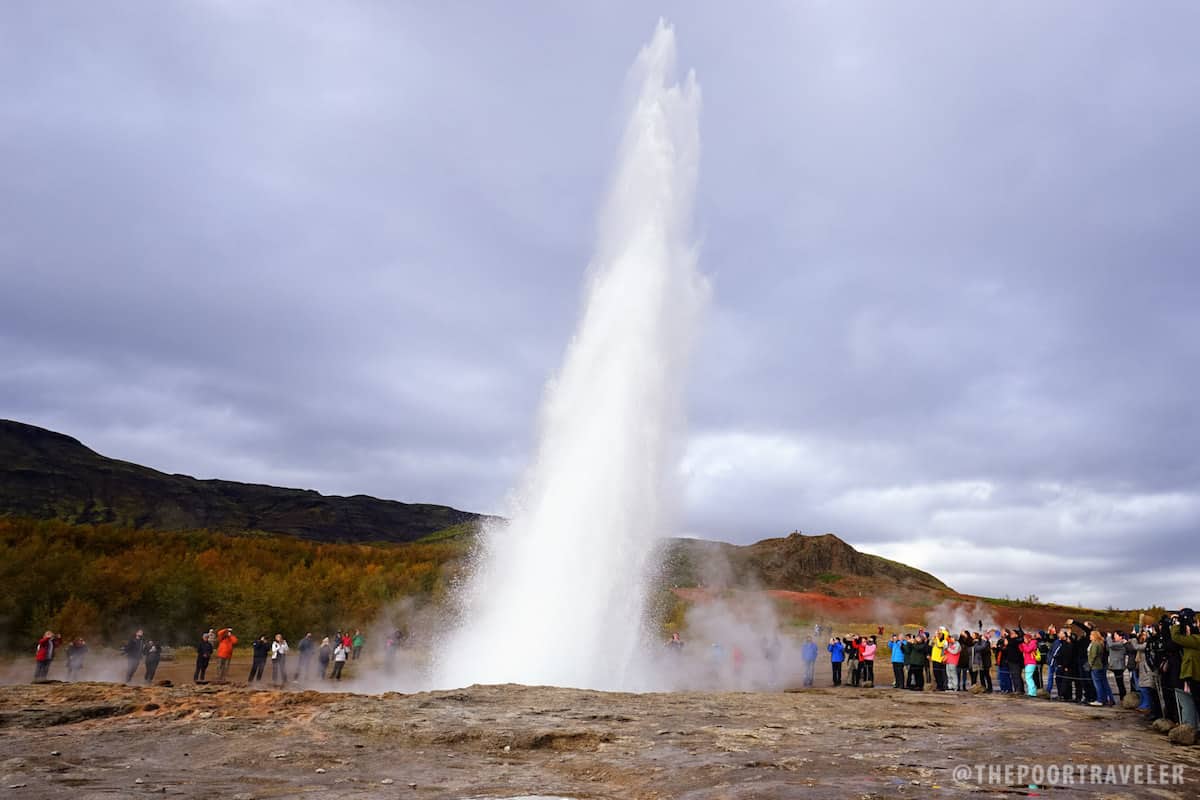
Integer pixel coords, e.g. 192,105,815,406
34,631,62,681
215,628,238,682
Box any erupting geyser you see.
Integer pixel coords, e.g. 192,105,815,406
435,20,706,690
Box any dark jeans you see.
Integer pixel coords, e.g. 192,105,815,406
34,660,51,681
863,660,874,684
332,661,345,680
933,662,947,690
125,658,141,683
978,667,993,692
249,658,266,682
831,662,842,685
194,655,210,681
144,660,159,683
892,663,905,688
318,659,330,679
907,665,925,690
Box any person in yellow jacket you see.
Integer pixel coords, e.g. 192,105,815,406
931,628,949,690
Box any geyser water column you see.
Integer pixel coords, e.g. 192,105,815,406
435,21,706,691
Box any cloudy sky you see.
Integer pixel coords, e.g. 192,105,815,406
3,2,1197,609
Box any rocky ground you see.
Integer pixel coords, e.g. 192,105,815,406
1,678,1198,800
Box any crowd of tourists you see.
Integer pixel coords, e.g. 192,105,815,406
33,625,410,685
799,611,1200,726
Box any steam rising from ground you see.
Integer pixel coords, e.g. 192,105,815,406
434,20,706,691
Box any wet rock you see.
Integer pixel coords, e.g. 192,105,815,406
1153,718,1175,734
1120,693,1140,709
1168,725,1196,746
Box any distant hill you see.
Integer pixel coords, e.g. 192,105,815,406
660,530,952,597
0,420,484,543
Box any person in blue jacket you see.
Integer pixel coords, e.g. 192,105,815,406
888,633,907,688
828,636,845,686
801,636,818,687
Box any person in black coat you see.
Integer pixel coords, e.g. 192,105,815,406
194,632,214,682
248,635,270,682
122,630,145,683
143,641,162,683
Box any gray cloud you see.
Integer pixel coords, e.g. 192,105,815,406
3,2,1198,609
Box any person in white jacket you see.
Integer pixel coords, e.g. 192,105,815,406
331,641,349,680
270,634,290,686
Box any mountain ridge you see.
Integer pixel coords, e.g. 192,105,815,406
0,419,484,543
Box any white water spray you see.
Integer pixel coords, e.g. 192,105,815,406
435,21,705,690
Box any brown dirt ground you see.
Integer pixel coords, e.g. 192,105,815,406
2,667,1198,800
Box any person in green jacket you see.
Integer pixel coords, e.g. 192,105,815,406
352,630,365,660
1172,613,1200,697
904,635,931,691
1087,630,1114,706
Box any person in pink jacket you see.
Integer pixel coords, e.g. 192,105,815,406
1019,633,1040,697
861,638,877,686
943,637,961,691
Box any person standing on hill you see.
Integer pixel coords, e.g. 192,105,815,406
122,630,145,683
66,637,88,681
194,632,214,682
215,628,237,682
34,631,62,681
249,635,269,682
827,636,845,686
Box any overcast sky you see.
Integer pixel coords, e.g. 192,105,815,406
3,2,1198,610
